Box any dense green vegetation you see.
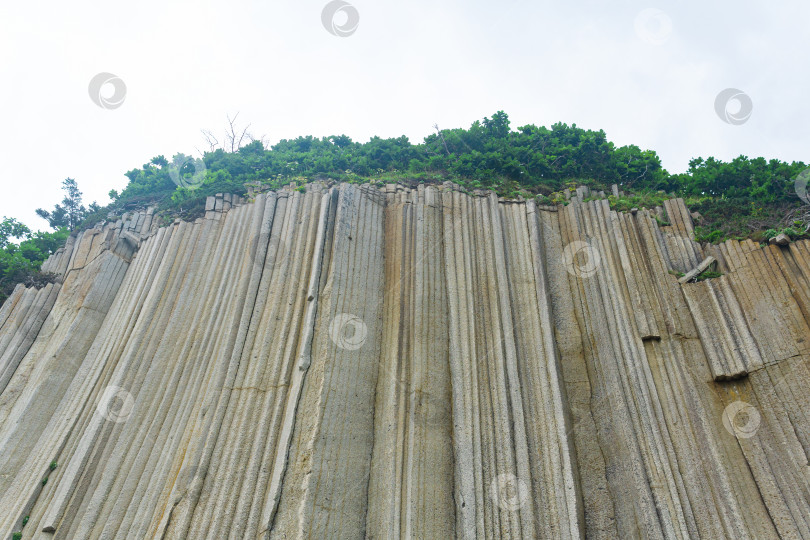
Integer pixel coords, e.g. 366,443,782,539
110,111,670,218
0,218,68,304
108,111,807,242
1,180,96,304
2,111,808,305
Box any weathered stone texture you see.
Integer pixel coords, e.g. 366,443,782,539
1,186,809,539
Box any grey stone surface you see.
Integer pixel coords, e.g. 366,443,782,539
0,184,808,539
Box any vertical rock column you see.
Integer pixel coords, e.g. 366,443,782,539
0,222,135,534
0,283,60,394
180,187,331,539
555,200,696,539
443,191,583,539
707,240,810,537
366,184,455,539
35,196,272,538
269,184,386,539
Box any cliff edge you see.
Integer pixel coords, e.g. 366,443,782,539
1,183,808,539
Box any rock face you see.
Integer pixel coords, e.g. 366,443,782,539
1,183,809,539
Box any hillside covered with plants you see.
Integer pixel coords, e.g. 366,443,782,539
111,111,808,241
2,111,808,304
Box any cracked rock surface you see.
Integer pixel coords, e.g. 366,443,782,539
1,183,809,539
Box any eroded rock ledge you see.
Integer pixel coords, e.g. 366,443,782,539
0,182,808,539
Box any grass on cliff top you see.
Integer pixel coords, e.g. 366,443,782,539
100,174,810,249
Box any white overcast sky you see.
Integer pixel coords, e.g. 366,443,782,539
1,0,808,229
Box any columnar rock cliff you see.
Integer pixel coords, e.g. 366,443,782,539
1,183,809,539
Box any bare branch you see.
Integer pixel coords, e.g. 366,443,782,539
225,113,252,152
201,129,219,153
226,113,238,152
433,123,451,156
202,113,263,153
236,123,251,150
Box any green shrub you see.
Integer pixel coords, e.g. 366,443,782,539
608,191,672,213
695,227,727,244
695,270,723,282
3,112,808,311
